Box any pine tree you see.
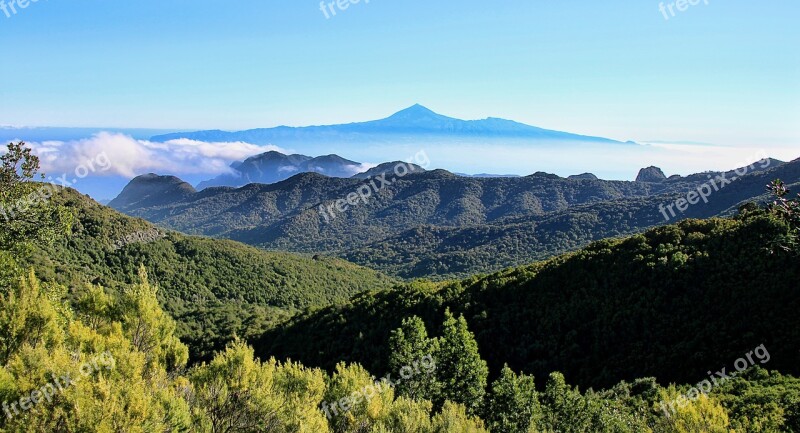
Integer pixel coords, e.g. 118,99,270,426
483,365,542,433
434,309,488,415
0,141,72,252
120,265,188,375
0,141,72,287
388,315,440,401
0,269,64,365
431,401,489,433
540,372,592,432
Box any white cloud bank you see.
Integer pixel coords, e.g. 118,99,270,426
28,132,285,178
348,163,378,176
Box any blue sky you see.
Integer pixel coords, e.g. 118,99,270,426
1,0,798,157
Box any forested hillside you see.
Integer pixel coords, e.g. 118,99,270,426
110,157,799,279
27,187,394,360
257,212,800,390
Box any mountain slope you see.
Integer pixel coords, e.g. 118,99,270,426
29,187,395,360
254,214,800,390
344,158,800,278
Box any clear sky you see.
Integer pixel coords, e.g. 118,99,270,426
1,0,798,149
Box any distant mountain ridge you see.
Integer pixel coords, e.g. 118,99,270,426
109,156,795,279
150,104,631,145
197,151,367,189
194,150,431,189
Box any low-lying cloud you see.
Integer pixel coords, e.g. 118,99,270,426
345,163,377,176
28,132,285,178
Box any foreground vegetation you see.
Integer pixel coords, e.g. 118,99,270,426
2,264,799,432
3,142,800,431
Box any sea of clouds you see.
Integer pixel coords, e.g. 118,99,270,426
28,132,287,178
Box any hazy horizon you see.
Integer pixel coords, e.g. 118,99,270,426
2,103,798,201
2,0,798,198
2,1,798,144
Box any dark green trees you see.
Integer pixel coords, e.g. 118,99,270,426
388,315,440,401
388,310,488,415
767,179,800,251
482,365,542,433
436,309,488,414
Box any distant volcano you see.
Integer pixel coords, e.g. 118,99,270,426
150,104,631,146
